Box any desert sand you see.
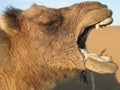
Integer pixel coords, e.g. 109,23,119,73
54,26,120,90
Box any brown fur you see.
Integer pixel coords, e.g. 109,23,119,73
0,1,112,90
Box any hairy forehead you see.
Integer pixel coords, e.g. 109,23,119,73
22,5,57,18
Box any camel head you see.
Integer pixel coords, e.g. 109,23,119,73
0,1,118,75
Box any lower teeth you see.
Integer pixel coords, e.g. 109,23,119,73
80,49,111,62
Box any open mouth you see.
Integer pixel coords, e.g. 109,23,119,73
77,16,113,62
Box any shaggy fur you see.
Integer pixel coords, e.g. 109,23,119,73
0,1,112,90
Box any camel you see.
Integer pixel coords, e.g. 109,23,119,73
0,1,118,90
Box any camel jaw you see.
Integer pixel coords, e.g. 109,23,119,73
77,17,118,74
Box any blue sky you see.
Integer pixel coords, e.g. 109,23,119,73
0,0,119,25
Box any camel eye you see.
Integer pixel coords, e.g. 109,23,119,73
44,17,63,28
45,20,55,26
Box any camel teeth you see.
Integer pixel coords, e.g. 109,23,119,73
95,23,100,30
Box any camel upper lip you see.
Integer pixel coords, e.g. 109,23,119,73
77,8,113,42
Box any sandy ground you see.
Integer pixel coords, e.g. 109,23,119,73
54,26,120,90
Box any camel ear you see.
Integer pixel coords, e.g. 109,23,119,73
0,7,22,36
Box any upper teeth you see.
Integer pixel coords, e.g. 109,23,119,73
95,23,100,30
95,17,113,30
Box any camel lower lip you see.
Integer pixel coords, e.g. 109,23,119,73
79,48,118,74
